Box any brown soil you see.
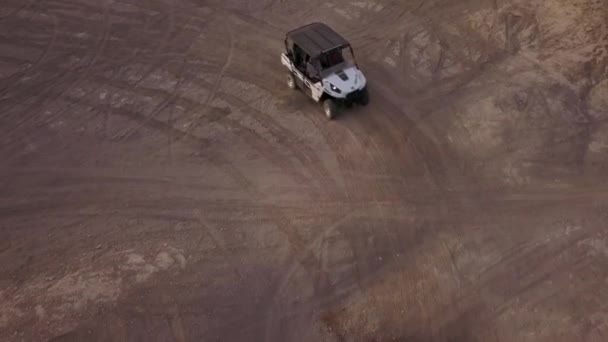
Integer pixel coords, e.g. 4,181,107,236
1,0,607,341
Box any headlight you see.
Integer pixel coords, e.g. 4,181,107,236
329,83,341,94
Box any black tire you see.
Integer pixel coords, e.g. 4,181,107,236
359,87,369,105
287,73,297,90
323,99,338,120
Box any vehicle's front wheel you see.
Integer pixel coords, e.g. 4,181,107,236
287,73,297,90
359,87,369,105
323,99,337,120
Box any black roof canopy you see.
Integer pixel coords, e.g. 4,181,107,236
286,22,350,57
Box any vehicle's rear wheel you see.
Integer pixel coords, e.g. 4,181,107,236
323,99,337,120
287,73,296,90
359,87,369,105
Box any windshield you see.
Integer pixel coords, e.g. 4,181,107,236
319,46,355,71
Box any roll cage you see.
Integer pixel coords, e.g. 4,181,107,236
284,22,359,82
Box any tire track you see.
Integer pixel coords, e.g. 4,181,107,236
365,61,451,192
0,1,34,21
161,88,363,340
185,75,343,197
115,14,200,140
343,0,411,54
178,13,234,140
73,99,211,148
1,1,112,155
338,118,414,325
0,10,57,95
220,117,313,187
76,3,208,142
193,209,244,281
1,15,156,147
304,105,359,200
108,2,179,138
193,152,338,313
77,8,202,140
297,102,382,287
454,233,591,325
263,212,353,342
240,101,342,197
227,103,341,197
287,75,447,336
2,3,203,160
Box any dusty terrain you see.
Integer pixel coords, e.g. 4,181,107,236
1,0,608,341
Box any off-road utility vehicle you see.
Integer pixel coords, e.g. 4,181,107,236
281,22,369,119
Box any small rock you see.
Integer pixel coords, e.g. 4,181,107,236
173,253,187,269
34,305,45,318
155,252,175,270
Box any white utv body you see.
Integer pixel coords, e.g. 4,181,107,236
281,22,369,119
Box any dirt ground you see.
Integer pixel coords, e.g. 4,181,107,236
1,0,608,341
